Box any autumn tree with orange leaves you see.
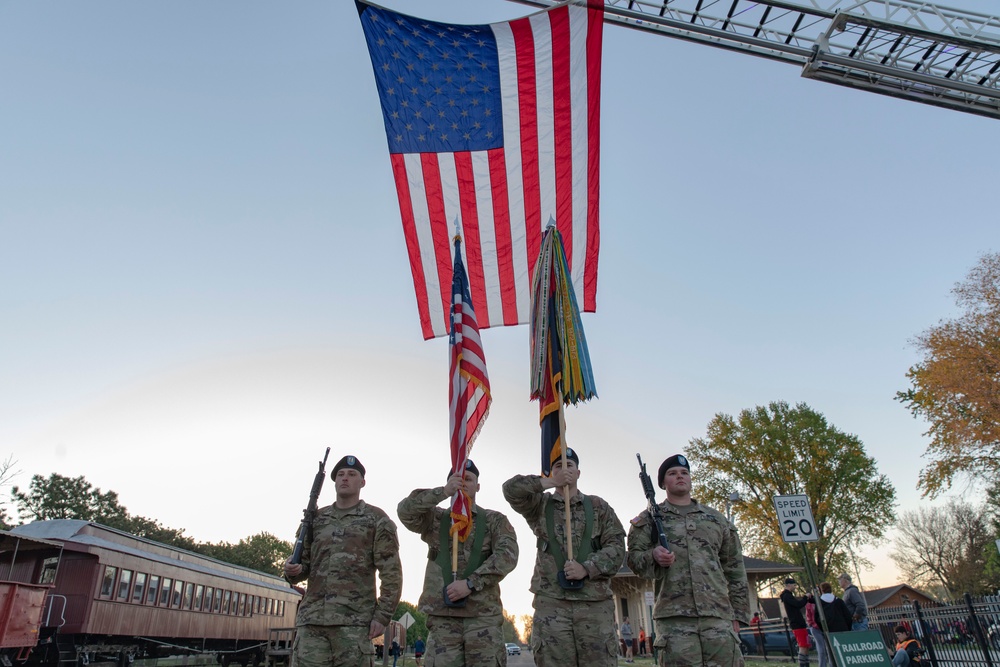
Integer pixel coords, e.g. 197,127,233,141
897,252,1000,497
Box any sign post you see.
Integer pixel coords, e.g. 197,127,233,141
773,494,830,664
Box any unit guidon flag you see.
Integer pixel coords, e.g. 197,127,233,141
358,0,604,339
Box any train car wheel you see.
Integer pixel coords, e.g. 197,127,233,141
220,654,232,667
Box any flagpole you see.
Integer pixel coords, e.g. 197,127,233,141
557,396,573,563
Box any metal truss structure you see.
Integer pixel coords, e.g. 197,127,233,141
510,0,1000,120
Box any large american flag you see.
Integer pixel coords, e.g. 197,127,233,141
358,0,604,340
448,236,490,539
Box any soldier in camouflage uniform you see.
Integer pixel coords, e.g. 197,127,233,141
626,454,750,667
502,448,626,667
284,455,403,667
397,459,519,667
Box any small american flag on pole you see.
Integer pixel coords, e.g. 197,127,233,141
448,235,491,539
358,0,604,340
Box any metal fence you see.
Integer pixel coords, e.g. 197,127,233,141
869,593,1000,667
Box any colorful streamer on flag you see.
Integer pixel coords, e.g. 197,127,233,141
529,224,596,476
449,236,491,540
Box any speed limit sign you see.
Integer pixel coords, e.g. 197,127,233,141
773,494,818,543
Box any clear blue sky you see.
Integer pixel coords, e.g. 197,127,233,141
1,0,996,618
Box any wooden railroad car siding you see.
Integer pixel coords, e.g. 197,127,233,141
11,520,300,645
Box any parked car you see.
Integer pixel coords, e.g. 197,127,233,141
740,628,811,656
506,643,522,655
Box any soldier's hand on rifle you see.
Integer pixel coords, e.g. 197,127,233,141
283,558,302,578
652,545,675,568
369,620,385,640
541,466,573,490
444,473,466,497
445,579,472,602
563,560,588,581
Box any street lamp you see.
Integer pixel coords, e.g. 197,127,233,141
725,491,741,523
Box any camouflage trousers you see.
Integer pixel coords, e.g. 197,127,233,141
291,624,374,667
530,596,618,667
423,614,506,667
653,616,743,667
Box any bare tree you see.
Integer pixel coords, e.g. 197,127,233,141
891,499,997,598
0,456,21,528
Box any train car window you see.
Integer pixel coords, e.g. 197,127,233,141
118,570,133,600
101,566,118,598
204,586,214,612
147,575,161,605
213,588,222,613
194,584,204,611
159,578,172,606
253,595,259,614
171,580,183,607
133,573,147,603
267,598,274,615
183,582,194,609
238,593,246,616
279,601,285,616
222,590,231,614
39,557,59,585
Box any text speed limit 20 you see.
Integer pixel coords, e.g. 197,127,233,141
772,494,818,543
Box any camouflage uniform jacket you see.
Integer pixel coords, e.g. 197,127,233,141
502,475,625,602
397,487,518,618
626,499,750,625
286,500,403,628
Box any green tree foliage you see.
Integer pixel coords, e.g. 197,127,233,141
897,252,1000,497
502,610,518,643
392,600,427,646
687,401,897,582
9,471,291,576
12,473,130,523
519,613,533,646
890,499,1000,598
202,532,293,577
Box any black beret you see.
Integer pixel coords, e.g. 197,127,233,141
331,455,366,479
447,459,480,479
657,454,690,489
564,447,579,466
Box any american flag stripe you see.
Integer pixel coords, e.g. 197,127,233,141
585,5,602,312
364,1,603,339
448,237,491,540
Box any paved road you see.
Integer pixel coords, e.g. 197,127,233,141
505,649,534,667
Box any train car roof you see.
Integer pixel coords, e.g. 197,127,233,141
12,520,300,596
0,529,63,552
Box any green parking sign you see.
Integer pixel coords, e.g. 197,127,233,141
830,631,892,667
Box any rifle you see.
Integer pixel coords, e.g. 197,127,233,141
636,454,670,551
288,447,331,565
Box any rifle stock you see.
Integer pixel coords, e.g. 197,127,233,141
636,453,670,551
289,447,331,566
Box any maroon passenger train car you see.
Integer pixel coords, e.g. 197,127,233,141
2,520,301,667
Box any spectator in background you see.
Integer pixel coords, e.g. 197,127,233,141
780,578,811,667
639,627,647,656
620,617,634,663
750,612,763,654
838,574,868,631
414,637,425,666
891,626,923,667
806,594,825,667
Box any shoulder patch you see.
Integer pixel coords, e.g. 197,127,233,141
630,514,648,526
